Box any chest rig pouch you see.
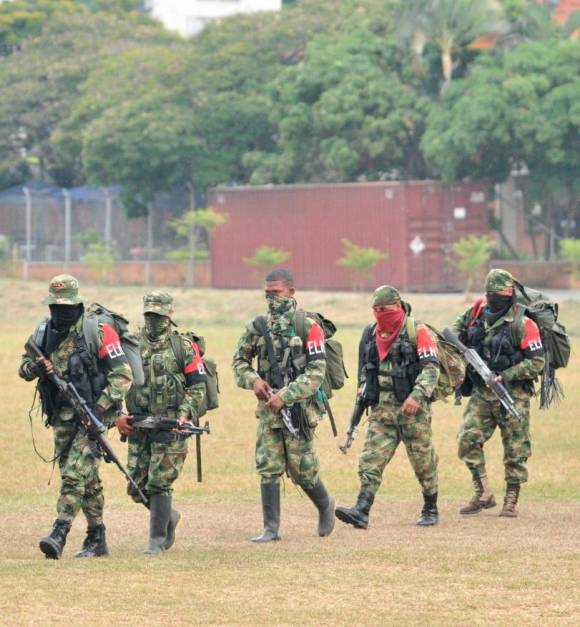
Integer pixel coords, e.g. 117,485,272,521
362,323,420,404
135,345,186,418
67,332,107,410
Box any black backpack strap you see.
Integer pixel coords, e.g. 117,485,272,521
254,315,285,390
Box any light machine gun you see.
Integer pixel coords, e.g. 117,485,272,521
339,382,372,454
442,328,522,422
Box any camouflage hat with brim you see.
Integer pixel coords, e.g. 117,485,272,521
143,291,173,316
42,274,85,305
372,285,401,307
485,268,515,293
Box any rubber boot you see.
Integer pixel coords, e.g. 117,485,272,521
416,492,439,526
499,483,520,518
335,491,375,529
252,482,281,543
39,519,71,560
164,504,181,551
303,479,335,537
144,494,171,555
459,472,496,515
74,524,109,558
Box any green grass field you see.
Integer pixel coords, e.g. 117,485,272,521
1,279,579,625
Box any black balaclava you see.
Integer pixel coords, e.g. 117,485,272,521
485,293,514,326
45,304,83,355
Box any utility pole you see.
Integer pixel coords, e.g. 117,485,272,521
103,188,112,254
146,203,153,286
62,189,71,273
22,187,32,280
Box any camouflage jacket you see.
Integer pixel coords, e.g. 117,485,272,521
453,300,545,399
19,315,133,422
232,309,327,427
359,318,440,413
127,329,206,420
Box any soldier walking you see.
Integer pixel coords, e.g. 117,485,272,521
335,286,441,529
453,269,545,517
116,292,207,554
19,275,133,559
232,269,335,542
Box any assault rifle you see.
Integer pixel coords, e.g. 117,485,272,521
25,337,149,506
339,382,371,454
129,414,210,483
442,328,522,422
129,415,210,438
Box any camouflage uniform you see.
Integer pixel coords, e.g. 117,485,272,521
336,286,441,528
125,292,206,502
232,291,335,540
124,291,206,554
453,269,545,516
19,275,133,558
233,298,326,488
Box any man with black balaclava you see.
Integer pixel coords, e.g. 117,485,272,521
453,269,545,518
232,268,335,542
115,291,206,555
19,275,133,559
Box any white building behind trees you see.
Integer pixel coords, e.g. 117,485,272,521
144,0,282,36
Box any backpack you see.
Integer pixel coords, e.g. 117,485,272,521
512,281,570,408
294,309,348,400
403,317,466,402
169,330,219,418
83,303,145,387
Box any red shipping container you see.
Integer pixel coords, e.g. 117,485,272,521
208,181,492,291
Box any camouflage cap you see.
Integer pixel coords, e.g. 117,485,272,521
485,268,515,293
372,285,401,307
42,274,85,305
143,291,173,316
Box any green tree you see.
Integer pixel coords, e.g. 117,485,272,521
449,234,496,295
398,0,508,95
0,13,174,189
84,241,114,283
337,238,387,291
167,208,228,287
561,238,580,279
423,40,580,259
243,246,291,271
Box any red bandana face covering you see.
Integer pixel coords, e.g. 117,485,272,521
374,308,405,361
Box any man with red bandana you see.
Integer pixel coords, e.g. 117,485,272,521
453,269,545,518
336,285,441,529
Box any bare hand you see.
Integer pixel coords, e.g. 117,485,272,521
178,414,189,425
486,374,503,389
116,414,134,436
39,357,54,375
265,394,285,413
253,378,271,402
402,396,420,417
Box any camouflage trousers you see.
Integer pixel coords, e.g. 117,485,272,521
457,391,531,485
126,431,188,502
358,404,438,496
53,419,104,525
255,419,320,489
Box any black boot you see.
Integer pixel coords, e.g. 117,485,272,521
416,492,439,526
335,491,375,529
75,524,109,558
252,482,281,543
39,519,71,560
144,494,171,555
303,479,335,537
164,503,181,551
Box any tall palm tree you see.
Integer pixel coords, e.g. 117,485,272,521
399,0,508,94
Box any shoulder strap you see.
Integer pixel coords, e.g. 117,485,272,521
82,313,100,356
294,309,307,341
405,316,417,345
169,331,186,370
255,315,284,389
510,305,526,345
